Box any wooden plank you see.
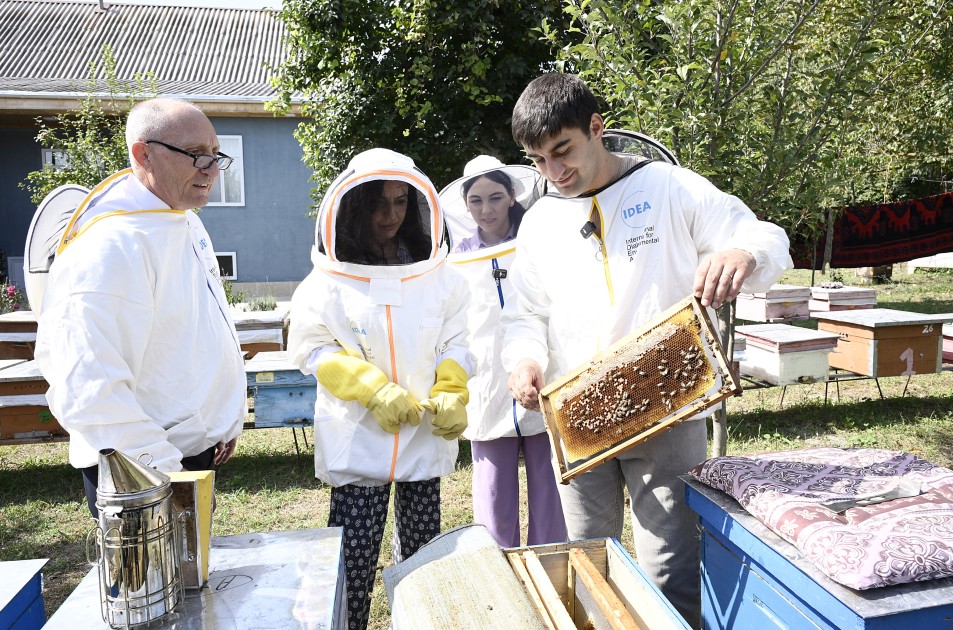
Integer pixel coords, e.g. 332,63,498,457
522,550,576,630
0,311,38,333
506,553,556,630
605,543,687,629
569,548,642,630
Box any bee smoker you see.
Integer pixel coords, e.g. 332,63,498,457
88,448,183,628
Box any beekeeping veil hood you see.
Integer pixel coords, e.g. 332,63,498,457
439,156,546,261
313,149,447,273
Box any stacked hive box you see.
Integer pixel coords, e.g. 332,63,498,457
809,285,876,313
735,284,811,322
735,324,840,385
0,359,65,443
231,303,291,360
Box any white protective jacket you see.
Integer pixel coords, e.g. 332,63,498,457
34,169,247,471
502,160,793,387
440,163,548,441
288,149,472,487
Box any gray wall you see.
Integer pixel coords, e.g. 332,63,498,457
203,116,315,284
0,126,45,280
0,115,316,286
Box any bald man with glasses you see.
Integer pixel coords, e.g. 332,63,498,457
35,98,247,517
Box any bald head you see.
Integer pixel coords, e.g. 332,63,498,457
126,98,222,210
126,98,207,163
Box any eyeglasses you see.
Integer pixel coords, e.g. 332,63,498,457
145,140,233,170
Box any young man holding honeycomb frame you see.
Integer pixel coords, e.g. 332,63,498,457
502,73,792,626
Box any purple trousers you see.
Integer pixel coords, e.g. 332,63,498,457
470,433,568,548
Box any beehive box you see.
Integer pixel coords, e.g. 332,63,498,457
809,285,876,313
539,296,738,483
245,350,316,428
0,395,66,442
0,559,48,630
505,539,689,630
0,311,38,360
0,359,49,397
685,476,953,630
385,525,688,630
735,324,840,385
232,305,290,359
814,309,947,377
734,284,811,322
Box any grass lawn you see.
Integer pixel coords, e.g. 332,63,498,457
1,265,951,628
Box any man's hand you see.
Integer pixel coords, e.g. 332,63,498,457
508,359,545,412
693,248,757,309
213,436,238,466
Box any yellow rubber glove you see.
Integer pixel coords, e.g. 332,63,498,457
316,352,421,433
420,359,469,440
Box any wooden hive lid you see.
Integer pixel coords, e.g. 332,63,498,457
735,323,840,352
738,284,812,301
812,308,950,327
810,285,877,302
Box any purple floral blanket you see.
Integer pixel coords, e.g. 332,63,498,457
690,447,953,589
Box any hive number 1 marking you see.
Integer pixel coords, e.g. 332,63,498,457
899,347,916,376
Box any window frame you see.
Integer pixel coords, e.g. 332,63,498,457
216,252,238,280
206,135,245,207
41,148,70,170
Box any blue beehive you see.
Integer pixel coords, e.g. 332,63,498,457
684,476,953,629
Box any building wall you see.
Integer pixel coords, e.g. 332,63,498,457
0,115,316,288
203,116,316,285
0,125,45,281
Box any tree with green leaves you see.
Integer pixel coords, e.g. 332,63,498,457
21,45,157,205
544,0,953,241
270,0,568,203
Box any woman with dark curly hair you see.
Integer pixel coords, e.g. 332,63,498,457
332,178,432,264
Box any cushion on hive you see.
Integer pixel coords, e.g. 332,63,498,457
690,447,953,589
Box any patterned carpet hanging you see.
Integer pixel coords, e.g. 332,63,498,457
791,192,953,269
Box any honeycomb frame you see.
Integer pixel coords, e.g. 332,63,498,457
539,295,740,483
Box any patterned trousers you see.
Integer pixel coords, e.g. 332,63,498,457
328,478,441,630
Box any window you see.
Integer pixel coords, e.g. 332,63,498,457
216,252,237,280
207,136,244,206
41,148,70,170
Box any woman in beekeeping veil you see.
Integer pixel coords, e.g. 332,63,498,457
288,148,473,630
440,155,567,548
